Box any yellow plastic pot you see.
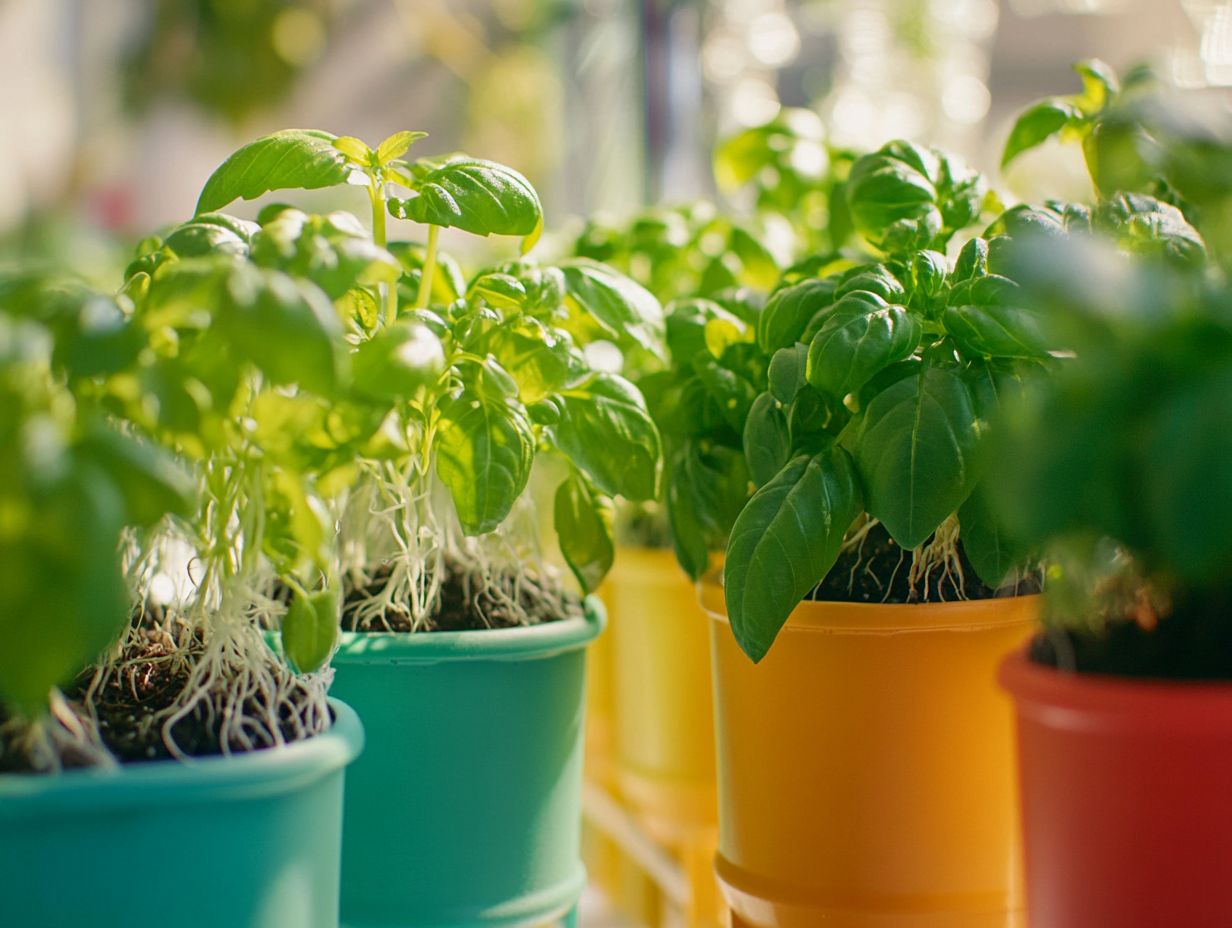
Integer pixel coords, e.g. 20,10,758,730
609,547,717,843
702,582,1037,928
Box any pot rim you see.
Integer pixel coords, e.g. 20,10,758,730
0,697,363,810
331,596,605,665
999,646,1232,733
699,575,1039,634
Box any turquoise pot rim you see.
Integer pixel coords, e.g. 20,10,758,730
332,596,605,666
0,697,363,812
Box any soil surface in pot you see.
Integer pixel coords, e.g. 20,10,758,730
1029,598,1232,680
341,557,580,633
0,605,324,773
807,523,1040,605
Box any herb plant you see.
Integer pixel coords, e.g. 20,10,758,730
0,276,193,767
721,139,1055,662
194,129,664,629
990,69,1232,678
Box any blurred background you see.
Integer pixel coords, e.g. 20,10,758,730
0,0,1224,274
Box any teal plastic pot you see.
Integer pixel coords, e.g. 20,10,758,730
329,602,603,928
0,698,363,928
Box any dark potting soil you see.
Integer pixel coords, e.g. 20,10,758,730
0,605,323,772
1029,592,1232,680
806,522,1040,605
341,557,577,633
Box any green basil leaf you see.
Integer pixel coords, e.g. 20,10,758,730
558,259,665,358
666,299,746,362
1001,100,1083,169
757,278,836,353
75,424,195,529
195,129,356,215
694,355,758,434
846,147,938,240
744,391,791,487
436,365,536,535
849,367,981,549
944,302,1050,359
724,449,863,662
667,455,711,581
1141,371,1232,583
390,156,542,239
476,316,573,404
218,265,346,395
282,588,339,674
959,485,1028,588
806,302,921,398
164,221,249,258
554,373,662,501
554,474,615,593
0,467,128,714
352,322,446,402
768,343,809,403
953,236,989,281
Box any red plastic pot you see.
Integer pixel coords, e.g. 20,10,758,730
1000,648,1232,928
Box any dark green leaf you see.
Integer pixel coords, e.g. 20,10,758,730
218,265,347,395
76,425,195,529
744,392,791,486
850,367,980,548
959,486,1029,588
724,449,863,662
768,343,809,403
806,301,921,397
757,277,836,352
476,316,573,404
558,259,665,358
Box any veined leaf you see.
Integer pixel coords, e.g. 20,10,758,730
743,392,791,486
555,474,615,593
849,367,981,549
390,156,542,238
558,259,665,358
806,301,921,398
554,373,662,501
196,130,356,215
724,449,862,663
436,365,536,535
757,277,836,352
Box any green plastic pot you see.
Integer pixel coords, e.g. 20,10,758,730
328,601,603,928
0,698,364,928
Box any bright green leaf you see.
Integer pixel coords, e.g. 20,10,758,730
196,129,356,215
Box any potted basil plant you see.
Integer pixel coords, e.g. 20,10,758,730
191,128,664,928
994,65,1232,928
0,220,367,928
704,137,1050,928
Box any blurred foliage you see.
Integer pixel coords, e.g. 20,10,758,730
123,0,336,124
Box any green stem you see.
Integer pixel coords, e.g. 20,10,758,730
416,225,439,310
369,178,398,327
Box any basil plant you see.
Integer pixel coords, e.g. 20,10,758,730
988,62,1231,678
195,130,664,629
720,139,1062,663
0,275,193,751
